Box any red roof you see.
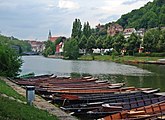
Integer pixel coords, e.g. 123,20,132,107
50,37,59,42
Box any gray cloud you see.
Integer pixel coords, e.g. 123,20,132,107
0,0,153,40
122,0,149,5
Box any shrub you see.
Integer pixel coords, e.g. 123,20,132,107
0,44,22,77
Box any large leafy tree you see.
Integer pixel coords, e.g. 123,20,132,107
87,35,96,53
71,19,82,39
79,35,87,49
126,33,142,55
0,44,22,77
157,30,165,52
64,38,79,60
143,28,160,52
112,33,125,53
83,22,91,38
103,35,113,49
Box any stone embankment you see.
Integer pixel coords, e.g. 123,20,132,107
0,77,78,120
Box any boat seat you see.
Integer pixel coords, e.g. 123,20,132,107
104,115,112,120
145,106,154,114
153,104,161,113
142,95,149,100
137,100,145,107
136,96,142,101
123,103,131,110
130,102,138,108
144,99,152,106
151,98,159,104
123,98,129,102
160,103,165,112
116,98,123,103
130,97,136,102
111,113,122,120
159,96,165,102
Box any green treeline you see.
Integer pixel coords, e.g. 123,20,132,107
117,0,165,29
64,0,165,59
0,35,31,53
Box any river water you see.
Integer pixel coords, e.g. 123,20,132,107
21,56,165,91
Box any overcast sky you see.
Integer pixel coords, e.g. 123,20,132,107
0,0,153,41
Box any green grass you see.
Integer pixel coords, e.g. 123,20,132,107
79,55,163,63
0,80,25,101
0,96,58,120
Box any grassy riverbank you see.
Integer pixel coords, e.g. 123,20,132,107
0,79,58,120
79,55,163,63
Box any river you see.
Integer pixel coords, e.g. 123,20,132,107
21,56,165,91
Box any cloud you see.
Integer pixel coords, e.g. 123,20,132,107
0,0,154,40
58,0,80,10
122,0,152,5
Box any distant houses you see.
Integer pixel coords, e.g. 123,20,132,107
48,30,66,55
28,41,45,53
107,23,123,36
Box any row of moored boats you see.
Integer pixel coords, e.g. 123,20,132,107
11,74,165,120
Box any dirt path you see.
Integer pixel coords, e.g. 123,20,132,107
1,77,78,120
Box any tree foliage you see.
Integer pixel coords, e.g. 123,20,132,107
71,19,82,39
117,0,165,29
64,38,79,60
0,44,22,77
0,35,31,53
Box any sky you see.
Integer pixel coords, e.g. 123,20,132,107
0,0,153,41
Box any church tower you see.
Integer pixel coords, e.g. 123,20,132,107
48,30,52,41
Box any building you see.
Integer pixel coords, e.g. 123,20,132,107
123,28,136,38
48,30,66,55
28,41,45,53
107,23,123,36
136,28,145,37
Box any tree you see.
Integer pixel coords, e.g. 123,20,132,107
112,33,125,53
143,28,160,52
79,35,87,49
71,18,82,39
0,44,22,77
64,38,79,60
43,40,55,56
83,21,91,38
157,30,165,52
96,36,104,49
87,35,96,53
126,33,141,55
103,35,113,49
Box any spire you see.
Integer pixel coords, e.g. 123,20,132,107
48,30,52,40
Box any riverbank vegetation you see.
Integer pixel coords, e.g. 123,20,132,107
0,79,58,120
0,96,58,120
0,44,22,77
79,55,163,63
0,79,25,101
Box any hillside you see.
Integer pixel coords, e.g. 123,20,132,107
0,35,31,53
117,0,165,29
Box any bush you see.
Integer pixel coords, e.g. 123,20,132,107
0,44,22,77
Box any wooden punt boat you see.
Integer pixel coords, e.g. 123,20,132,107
103,100,165,120
54,90,159,106
48,86,137,94
60,93,163,112
71,96,165,120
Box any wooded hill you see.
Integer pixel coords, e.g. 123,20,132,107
116,0,165,29
0,35,31,53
